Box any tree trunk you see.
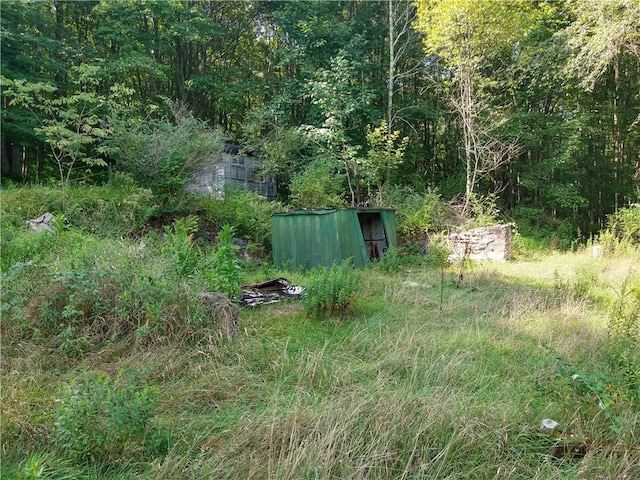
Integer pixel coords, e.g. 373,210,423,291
387,0,394,186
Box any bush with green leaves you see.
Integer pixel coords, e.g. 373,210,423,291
202,224,243,298
0,221,55,273
464,194,502,229
302,260,360,319
289,160,346,209
63,173,156,237
606,276,640,406
515,205,579,250
553,274,640,437
109,101,223,209
1,221,224,350
193,188,285,251
599,204,640,252
53,369,159,464
164,214,200,277
384,187,448,244
1,66,125,211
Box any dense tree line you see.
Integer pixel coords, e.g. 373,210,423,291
1,0,639,237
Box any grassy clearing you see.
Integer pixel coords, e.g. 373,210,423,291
2,189,640,479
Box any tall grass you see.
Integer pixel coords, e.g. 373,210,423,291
2,185,639,479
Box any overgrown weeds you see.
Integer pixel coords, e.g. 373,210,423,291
202,224,243,298
302,260,361,319
3,186,640,479
53,369,161,464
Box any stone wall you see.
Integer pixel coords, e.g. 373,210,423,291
446,224,511,262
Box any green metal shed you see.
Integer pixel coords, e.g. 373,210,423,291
271,208,397,269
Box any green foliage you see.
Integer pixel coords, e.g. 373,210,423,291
515,206,579,250
203,224,243,298
63,173,156,237
2,0,638,238
109,101,223,209
0,220,228,350
164,215,200,277
416,0,535,69
17,451,87,480
362,121,409,201
1,222,53,273
302,260,360,319
371,246,405,273
385,187,448,241
1,66,132,209
3,184,640,478
607,204,640,245
549,265,598,303
1,260,46,340
298,51,376,205
53,369,159,464
594,205,640,255
606,276,640,405
372,245,431,273
553,273,640,437
35,267,112,356
289,160,347,209
427,238,451,309
193,187,286,250
564,0,640,90
464,194,502,229
0,179,156,239
555,355,625,434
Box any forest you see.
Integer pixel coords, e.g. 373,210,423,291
2,0,639,244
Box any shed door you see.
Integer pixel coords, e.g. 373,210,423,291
357,212,388,260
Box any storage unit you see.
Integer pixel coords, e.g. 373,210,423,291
185,143,277,200
272,208,397,269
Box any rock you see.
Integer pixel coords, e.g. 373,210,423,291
26,212,55,232
233,237,248,249
540,418,561,435
201,292,240,339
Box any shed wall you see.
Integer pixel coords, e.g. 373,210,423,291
272,209,396,269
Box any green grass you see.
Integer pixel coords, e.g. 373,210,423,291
2,186,640,479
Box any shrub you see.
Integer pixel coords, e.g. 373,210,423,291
0,178,156,239
109,101,223,209
163,214,200,278
193,188,285,250
383,187,448,244
0,223,55,273
464,194,502,229
202,224,243,298
554,274,640,437
53,369,159,464
289,160,346,209
599,204,640,253
606,276,640,406
63,172,156,237
1,226,220,349
302,260,360,319
514,206,579,250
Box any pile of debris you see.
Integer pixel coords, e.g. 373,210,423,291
240,278,305,307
